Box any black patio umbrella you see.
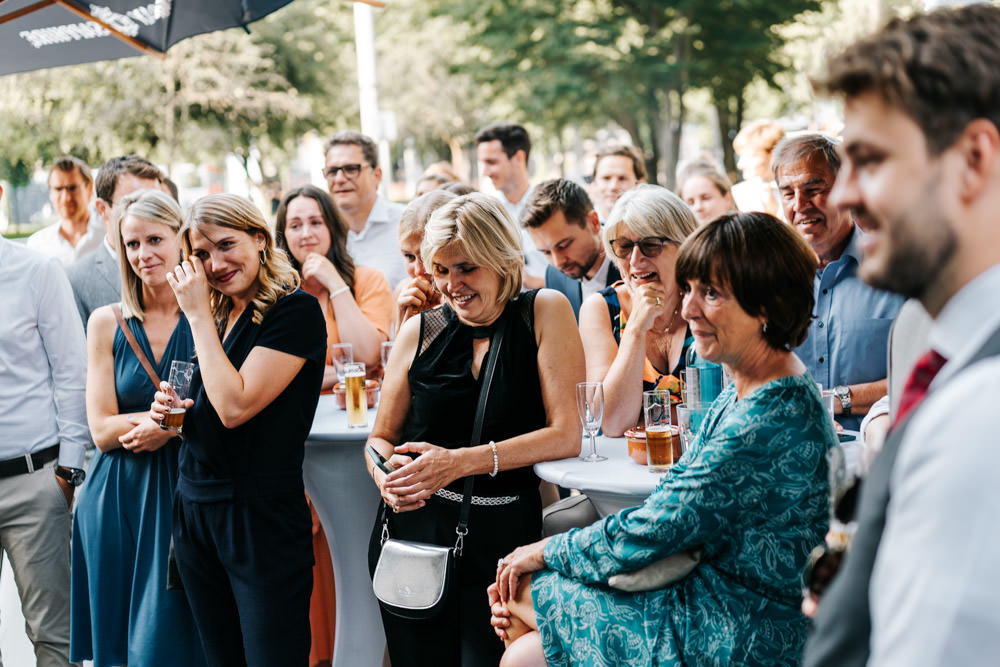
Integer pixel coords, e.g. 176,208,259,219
0,0,377,77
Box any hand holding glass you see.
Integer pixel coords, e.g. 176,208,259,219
161,360,195,434
576,382,606,462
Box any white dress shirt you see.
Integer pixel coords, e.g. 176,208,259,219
25,210,104,267
869,262,1000,666
580,254,613,301
0,238,88,468
346,194,406,291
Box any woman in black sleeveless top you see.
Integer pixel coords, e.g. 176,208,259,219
366,193,585,666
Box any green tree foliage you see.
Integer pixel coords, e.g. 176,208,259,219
424,0,820,186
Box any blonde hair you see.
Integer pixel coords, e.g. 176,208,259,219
603,184,699,266
115,189,183,321
421,193,523,305
399,189,458,239
182,194,300,327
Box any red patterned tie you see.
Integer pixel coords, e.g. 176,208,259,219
894,349,948,426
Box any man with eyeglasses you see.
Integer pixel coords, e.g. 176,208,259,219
27,156,103,267
324,131,405,289
805,5,1000,665
519,179,619,320
772,133,903,431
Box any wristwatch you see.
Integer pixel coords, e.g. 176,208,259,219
833,385,852,417
55,466,86,487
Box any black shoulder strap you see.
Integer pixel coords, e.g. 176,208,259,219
454,308,509,548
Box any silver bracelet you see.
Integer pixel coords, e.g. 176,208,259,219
489,441,498,477
330,285,350,299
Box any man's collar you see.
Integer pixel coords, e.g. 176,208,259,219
366,194,389,224
840,224,863,264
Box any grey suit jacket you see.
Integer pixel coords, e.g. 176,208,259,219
66,243,121,331
804,323,1000,667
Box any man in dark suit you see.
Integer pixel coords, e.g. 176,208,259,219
805,5,1000,665
66,155,165,329
519,179,620,319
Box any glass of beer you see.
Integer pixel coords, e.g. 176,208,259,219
644,390,679,473
161,360,195,434
344,362,368,428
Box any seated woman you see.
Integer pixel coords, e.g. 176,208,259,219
490,212,837,667
72,189,205,666
366,193,584,666
394,189,456,328
578,184,699,436
275,184,392,389
677,159,737,225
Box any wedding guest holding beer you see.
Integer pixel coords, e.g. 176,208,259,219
275,184,392,391
393,189,457,328
150,194,326,665
490,212,837,667
71,189,206,666
366,193,585,665
677,159,737,225
578,184,699,436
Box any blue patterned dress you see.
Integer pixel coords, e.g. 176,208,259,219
533,373,835,666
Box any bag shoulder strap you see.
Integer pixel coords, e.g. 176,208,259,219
454,308,509,543
112,303,162,389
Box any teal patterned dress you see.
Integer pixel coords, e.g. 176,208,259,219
533,373,835,666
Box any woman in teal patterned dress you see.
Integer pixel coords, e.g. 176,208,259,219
490,212,837,666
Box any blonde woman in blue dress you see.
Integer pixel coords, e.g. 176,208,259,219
71,189,205,666
491,212,837,667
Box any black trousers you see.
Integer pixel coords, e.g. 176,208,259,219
369,491,542,667
174,492,314,667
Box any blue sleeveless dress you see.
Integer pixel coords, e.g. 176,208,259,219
70,314,206,666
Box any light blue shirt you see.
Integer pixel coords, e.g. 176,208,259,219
794,226,905,430
346,194,406,290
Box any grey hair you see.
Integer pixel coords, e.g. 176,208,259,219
603,184,699,263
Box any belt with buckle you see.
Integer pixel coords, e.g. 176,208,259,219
0,444,59,479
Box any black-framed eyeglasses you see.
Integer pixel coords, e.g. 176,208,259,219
609,236,673,259
323,163,368,180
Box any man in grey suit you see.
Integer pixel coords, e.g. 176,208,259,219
66,155,164,329
805,5,1000,665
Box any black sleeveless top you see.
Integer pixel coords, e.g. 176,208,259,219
402,290,544,496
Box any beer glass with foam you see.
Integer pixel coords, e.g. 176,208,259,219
643,390,679,473
344,362,368,428
161,360,195,434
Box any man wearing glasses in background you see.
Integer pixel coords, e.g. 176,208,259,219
324,131,406,289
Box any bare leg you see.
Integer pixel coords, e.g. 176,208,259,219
498,574,547,666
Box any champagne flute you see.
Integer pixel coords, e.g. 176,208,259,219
576,382,606,462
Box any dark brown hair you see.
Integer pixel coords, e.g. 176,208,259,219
676,212,817,350
519,178,593,230
324,130,378,168
274,185,356,293
48,156,92,187
475,123,531,161
95,155,163,205
816,4,1000,156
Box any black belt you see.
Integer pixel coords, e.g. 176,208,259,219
0,444,59,479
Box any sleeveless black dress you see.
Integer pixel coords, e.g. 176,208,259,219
369,291,546,666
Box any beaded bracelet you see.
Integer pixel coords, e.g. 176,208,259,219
488,441,499,477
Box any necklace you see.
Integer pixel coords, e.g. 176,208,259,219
662,305,682,334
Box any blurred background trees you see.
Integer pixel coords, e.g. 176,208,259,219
0,0,935,224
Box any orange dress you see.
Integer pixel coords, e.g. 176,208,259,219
308,265,392,667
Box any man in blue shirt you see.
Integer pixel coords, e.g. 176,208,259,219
773,133,904,430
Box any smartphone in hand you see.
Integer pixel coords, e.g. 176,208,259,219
366,444,396,474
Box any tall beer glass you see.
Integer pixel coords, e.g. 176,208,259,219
345,362,368,428
161,360,195,434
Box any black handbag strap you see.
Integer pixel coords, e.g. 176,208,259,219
452,308,509,554
379,307,510,556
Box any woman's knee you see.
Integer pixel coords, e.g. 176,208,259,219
500,631,546,667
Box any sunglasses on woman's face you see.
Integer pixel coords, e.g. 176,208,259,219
609,236,672,259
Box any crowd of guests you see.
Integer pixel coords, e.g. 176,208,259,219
3,4,1000,666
